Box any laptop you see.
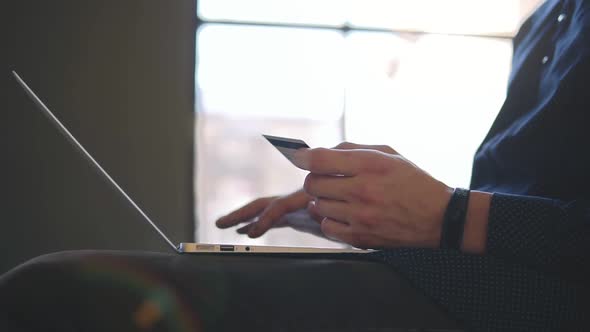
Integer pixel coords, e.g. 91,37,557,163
12,71,369,255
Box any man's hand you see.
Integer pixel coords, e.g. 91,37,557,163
215,189,323,238
293,144,453,249
215,142,398,239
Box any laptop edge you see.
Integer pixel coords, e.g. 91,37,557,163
12,70,368,255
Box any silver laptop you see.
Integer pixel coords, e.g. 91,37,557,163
12,71,368,254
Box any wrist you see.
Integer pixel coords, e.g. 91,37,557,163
461,191,492,254
440,188,470,249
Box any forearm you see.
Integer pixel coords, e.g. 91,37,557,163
458,191,590,282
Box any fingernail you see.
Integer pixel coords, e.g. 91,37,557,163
292,148,310,170
307,200,318,214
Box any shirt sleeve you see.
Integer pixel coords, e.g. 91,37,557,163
486,193,590,283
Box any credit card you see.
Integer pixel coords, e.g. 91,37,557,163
263,134,310,166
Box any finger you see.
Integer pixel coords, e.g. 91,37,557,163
307,201,324,223
236,223,254,234
248,197,305,238
293,148,381,176
216,197,273,228
309,198,352,224
238,217,290,235
320,218,352,243
334,142,398,155
303,173,356,201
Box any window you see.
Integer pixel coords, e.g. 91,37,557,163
195,0,543,247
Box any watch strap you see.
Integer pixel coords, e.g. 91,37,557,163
440,188,470,250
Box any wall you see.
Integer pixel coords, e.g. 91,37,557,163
1,0,196,273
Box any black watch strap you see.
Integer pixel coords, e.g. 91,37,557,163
440,188,470,250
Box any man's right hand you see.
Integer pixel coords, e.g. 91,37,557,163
215,189,323,238
215,142,398,239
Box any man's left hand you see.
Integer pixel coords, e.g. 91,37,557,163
293,144,453,249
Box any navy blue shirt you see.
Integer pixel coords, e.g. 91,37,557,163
373,0,590,330
473,0,590,282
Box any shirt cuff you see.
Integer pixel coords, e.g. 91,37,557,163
486,192,586,274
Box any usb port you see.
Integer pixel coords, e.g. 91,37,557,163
220,245,235,252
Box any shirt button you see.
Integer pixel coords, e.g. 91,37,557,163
557,13,567,23
542,55,549,64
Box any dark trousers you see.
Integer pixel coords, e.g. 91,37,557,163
0,250,459,332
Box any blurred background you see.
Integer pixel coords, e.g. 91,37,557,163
194,0,543,248
1,0,543,273
2,1,196,273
